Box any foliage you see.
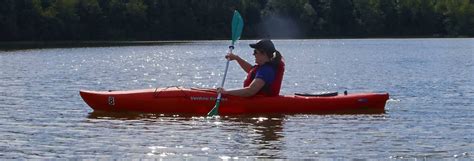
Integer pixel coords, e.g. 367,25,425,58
0,0,472,41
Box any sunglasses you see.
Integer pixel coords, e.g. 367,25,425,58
253,49,263,55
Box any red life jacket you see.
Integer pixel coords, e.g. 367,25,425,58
243,59,285,96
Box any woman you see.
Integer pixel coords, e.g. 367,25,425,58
218,39,285,97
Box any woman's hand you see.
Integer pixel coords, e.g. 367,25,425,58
216,87,227,94
225,53,239,61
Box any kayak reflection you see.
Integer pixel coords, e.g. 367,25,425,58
224,115,285,158
87,111,286,158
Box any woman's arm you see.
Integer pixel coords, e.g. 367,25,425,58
226,53,252,73
220,78,265,97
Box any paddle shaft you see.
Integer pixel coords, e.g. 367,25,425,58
216,46,234,101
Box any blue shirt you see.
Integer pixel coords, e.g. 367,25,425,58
254,64,276,86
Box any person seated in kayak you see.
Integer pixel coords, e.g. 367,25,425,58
218,39,285,97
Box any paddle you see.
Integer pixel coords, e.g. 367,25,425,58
207,10,244,116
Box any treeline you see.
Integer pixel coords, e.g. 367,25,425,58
1,0,473,41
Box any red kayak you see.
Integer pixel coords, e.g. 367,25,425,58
79,87,389,115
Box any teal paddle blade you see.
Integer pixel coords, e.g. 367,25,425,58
207,99,221,116
231,10,244,46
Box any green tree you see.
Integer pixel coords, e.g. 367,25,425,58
124,0,148,39
353,0,385,36
54,0,80,40
76,0,104,40
2,0,473,41
239,0,264,37
102,0,126,40
260,0,310,38
306,0,331,37
436,0,474,36
398,0,444,36
325,0,359,36
378,0,399,36
0,0,18,40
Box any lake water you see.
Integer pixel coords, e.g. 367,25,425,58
0,39,473,159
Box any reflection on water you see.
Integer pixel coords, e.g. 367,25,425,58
87,111,286,158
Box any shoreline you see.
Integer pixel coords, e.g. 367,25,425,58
1,37,472,51
0,41,192,51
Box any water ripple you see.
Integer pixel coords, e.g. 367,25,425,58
1,39,473,159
